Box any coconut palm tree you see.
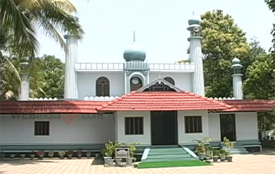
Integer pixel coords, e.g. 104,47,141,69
0,0,83,59
0,0,83,100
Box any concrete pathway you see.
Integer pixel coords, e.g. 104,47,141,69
0,153,274,174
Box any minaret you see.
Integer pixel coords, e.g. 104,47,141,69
19,62,29,101
231,58,243,99
187,14,205,96
64,23,79,99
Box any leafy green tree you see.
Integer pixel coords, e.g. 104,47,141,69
265,0,275,47
244,53,275,133
201,10,250,97
32,55,64,99
243,54,275,99
0,0,83,59
0,55,64,100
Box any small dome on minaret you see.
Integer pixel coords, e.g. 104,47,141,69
188,12,201,25
232,57,241,64
123,31,146,62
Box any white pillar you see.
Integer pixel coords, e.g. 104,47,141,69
232,74,243,99
19,62,29,101
64,34,78,99
19,73,29,101
187,18,205,96
231,58,243,99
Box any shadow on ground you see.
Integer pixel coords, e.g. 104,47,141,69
91,157,103,165
0,158,60,166
250,148,275,156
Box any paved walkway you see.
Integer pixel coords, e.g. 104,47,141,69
0,153,274,174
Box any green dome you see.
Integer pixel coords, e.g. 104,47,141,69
123,43,146,62
232,58,241,64
188,18,200,25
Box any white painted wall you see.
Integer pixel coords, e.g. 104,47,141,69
0,114,115,145
208,112,258,142
149,72,192,91
77,72,124,99
208,113,221,142
235,112,258,141
116,111,151,145
178,110,209,145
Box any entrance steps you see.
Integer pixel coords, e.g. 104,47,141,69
142,146,198,162
223,144,249,154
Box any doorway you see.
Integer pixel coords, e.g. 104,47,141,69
220,114,236,141
151,111,178,145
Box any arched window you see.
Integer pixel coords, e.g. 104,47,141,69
96,77,110,96
130,77,143,91
164,77,175,85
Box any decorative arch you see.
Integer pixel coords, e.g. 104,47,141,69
129,72,145,91
164,77,175,85
96,77,110,96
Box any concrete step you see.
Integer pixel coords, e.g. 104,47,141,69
149,150,188,155
146,154,192,159
144,157,197,162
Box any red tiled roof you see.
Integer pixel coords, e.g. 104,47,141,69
97,91,231,111
221,100,275,112
0,94,274,114
0,101,106,114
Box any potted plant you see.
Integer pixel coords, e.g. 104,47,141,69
219,149,226,162
37,150,44,159
20,154,26,159
212,149,219,162
204,146,213,162
223,137,234,162
58,151,65,159
193,137,212,160
48,151,54,158
76,148,82,159
125,143,140,165
30,151,35,160
67,151,73,159
101,140,121,165
10,154,16,159
86,151,91,158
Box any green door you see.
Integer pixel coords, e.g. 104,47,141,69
151,111,178,145
220,114,236,141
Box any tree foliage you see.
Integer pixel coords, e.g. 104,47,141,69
201,10,250,97
32,55,65,99
0,0,83,59
0,55,64,100
265,0,275,47
244,54,275,99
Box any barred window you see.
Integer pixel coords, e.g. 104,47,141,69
125,117,143,135
96,77,110,96
185,116,202,133
34,121,50,136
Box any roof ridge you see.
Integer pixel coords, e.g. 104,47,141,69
182,91,232,109
96,91,137,111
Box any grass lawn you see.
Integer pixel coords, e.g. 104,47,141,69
137,160,211,169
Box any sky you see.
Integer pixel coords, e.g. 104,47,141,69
37,0,274,63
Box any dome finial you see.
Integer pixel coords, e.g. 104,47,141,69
132,30,136,43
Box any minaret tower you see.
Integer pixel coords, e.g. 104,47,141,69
64,18,79,99
187,14,205,96
231,58,243,99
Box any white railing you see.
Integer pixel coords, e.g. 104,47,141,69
83,96,119,101
29,98,58,101
210,97,236,100
149,63,194,71
75,63,124,71
75,62,195,71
